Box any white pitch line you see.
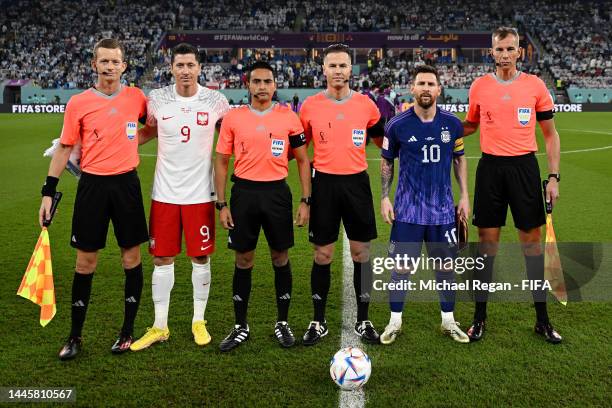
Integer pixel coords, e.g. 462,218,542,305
338,229,365,408
559,128,612,136
363,145,612,160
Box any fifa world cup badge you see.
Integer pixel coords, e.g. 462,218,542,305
126,122,137,140
517,108,532,126
352,129,365,147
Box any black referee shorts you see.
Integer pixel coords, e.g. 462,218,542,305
228,175,294,253
71,170,148,251
309,169,377,245
472,152,545,231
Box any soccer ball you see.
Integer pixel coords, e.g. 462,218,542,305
329,347,371,390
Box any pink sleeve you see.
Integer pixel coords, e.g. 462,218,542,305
466,82,480,123
215,114,234,155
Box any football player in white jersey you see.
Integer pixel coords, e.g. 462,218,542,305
131,43,230,350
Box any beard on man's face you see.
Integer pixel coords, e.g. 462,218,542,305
416,93,435,109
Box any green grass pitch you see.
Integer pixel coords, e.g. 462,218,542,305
0,112,610,407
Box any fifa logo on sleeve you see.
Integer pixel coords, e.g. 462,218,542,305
126,122,137,140
271,139,285,157
352,129,366,147
517,108,532,126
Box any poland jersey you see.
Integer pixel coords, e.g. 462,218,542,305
147,84,230,204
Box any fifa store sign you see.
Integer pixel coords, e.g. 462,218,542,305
438,104,585,113
1,103,597,114
10,104,66,113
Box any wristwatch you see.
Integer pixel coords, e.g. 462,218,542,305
300,197,311,205
547,173,560,182
215,201,228,210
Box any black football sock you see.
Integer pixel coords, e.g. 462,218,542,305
70,272,93,338
311,262,331,322
233,265,252,327
474,255,495,321
122,263,143,336
274,261,292,322
353,261,372,322
525,254,549,324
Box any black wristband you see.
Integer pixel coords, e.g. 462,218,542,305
215,201,228,211
300,197,311,205
41,176,59,197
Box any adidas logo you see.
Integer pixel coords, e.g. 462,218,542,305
228,236,233,244
408,136,417,142
72,300,85,307
233,295,243,302
309,232,314,237
279,293,291,300
312,294,322,300
359,293,371,301
125,296,137,303
71,235,77,243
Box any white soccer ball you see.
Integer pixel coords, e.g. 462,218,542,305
329,347,371,390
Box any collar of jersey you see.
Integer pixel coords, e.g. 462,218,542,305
324,89,353,104
173,83,201,102
248,102,276,116
491,71,522,85
89,84,123,99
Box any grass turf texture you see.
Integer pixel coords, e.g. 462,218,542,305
0,112,610,407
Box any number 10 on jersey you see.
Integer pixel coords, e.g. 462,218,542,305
421,144,440,163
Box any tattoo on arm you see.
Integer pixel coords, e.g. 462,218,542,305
381,157,394,198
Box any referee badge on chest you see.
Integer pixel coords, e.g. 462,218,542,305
197,112,209,126
352,129,366,147
517,108,531,126
271,139,285,157
126,122,137,140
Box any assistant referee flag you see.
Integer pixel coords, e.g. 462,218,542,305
17,227,56,326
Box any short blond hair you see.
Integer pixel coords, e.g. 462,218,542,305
93,38,126,61
492,27,519,44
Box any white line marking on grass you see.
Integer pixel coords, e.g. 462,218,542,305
365,145,612,160
559,128,612,136
339,230,365,408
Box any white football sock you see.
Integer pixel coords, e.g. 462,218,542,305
152,263,174,329
192,261,211,323
441,311,455,326
390,311,403,326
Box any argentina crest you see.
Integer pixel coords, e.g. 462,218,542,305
271,139,285,157
517,107,531,126
441,130,451,143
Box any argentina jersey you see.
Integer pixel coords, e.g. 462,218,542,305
381,107,464,225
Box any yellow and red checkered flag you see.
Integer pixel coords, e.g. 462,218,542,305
17,227,56,326
543,180,567,306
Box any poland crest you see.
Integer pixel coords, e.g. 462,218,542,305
197,112,209,126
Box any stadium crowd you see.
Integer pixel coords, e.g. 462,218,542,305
0,0,173,88
518,0,611,89
0,0,609,90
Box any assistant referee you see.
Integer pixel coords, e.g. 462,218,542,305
463,27,562,344
39,39,149,360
